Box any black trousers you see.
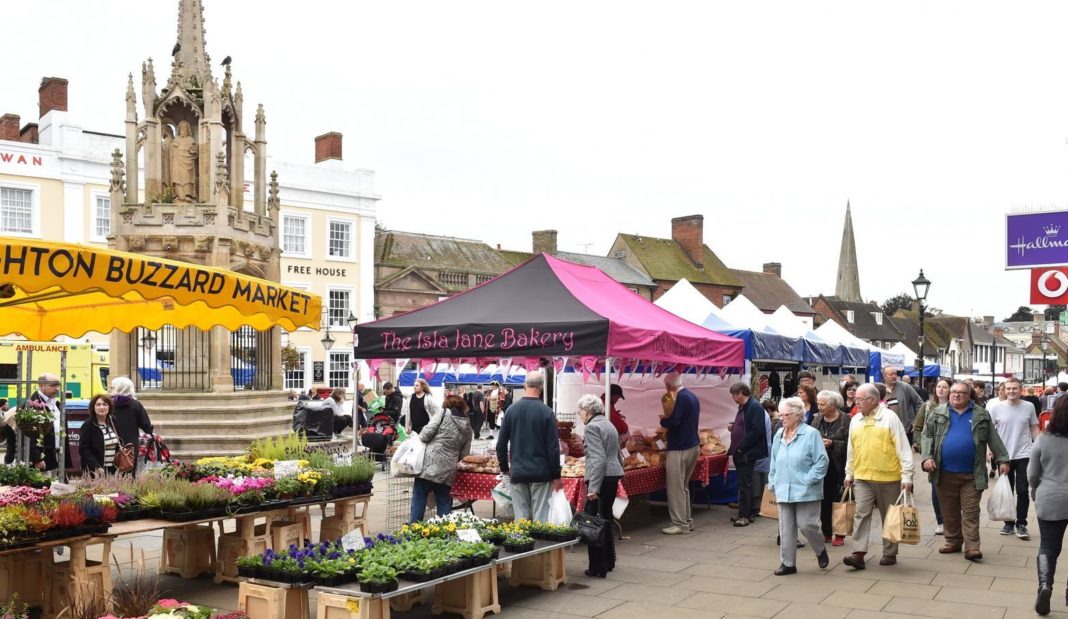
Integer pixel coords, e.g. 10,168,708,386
333,415,353,434
735,458,757,519
819,468,843,538
470,410,484,437
1005,458,1031,526
587,476,620,576
1039,518,1068,585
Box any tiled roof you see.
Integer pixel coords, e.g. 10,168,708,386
728,269,814,315
888,312,953,351
555,252,655,288
615,234,740,287
375,231,516,274
822,296,904,342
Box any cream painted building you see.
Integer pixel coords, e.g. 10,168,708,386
0,82,377,394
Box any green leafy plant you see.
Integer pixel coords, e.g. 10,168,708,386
358,562,398,584
249,433,308,461
329,458,375,486
0,593,28,619
156,490,189,512
272,476,303,497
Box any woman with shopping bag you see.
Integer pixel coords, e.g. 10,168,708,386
768,397,830,575
813,390,849,546
920,381,1009,562
577,393,624,578
409,394,473,522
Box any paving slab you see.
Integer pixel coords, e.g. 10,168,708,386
673,592,789,618
595,601,725,619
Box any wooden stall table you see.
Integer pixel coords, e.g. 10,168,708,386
238,578,313,619
0,535,95,618
315,540,576,619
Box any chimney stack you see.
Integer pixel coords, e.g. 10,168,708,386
0,114,20,141
532,230,558,255
671,215,704,268
314,132,343,164
762,262,782,278
38,77,68,117
993,327,1004,338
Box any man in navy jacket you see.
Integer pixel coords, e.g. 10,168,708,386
660,372,701,535
728,382,768,527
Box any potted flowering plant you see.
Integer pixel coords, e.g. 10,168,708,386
501,532,535,554
142,599,212,619
235,554,262,579
528,521,578,542
358,563,399,594
13,398,53,439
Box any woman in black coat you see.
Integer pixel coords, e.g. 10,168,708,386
80,394,119,476
110,377,154,475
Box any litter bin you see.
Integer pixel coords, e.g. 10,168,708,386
64,399,90,474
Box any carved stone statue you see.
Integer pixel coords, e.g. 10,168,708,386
161,124,174,192
169,120,198,202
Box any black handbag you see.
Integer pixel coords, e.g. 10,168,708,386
571,497,608,547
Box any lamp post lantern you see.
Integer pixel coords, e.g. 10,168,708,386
912,269,931,382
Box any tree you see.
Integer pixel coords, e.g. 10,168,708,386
1004,306,1035,322
1045,305,1066,321
880,293,915,317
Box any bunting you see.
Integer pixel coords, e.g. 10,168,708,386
580,356,598,384
498,357,513,382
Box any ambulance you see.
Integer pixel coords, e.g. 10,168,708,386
0,341,109,399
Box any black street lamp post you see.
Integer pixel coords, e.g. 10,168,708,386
912,270,931,381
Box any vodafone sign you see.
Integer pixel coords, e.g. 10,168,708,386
1031,267,1068,303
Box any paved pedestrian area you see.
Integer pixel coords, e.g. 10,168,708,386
96,467,1063,618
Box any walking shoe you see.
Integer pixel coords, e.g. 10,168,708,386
1000,523,1015,535
732,518,750,527
773,563,797,576
661,525,687,535
1016,524,1031,540
817,549,829,569
965,550,983,562
832,535,845,547
687,520,695,531
824,535,833,543
938,544,962,554
935,524,944,535
879,555,897,566
796,540,806,548
842,553,866,570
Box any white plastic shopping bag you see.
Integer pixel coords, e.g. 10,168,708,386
389,436,426,477
492,475,514,519
987,474,1016,522
548,490,573,525
612,495,629,520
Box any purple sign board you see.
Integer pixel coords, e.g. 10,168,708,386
1006,211,1068,269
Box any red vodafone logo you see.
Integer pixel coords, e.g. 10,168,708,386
1031,267,1068,303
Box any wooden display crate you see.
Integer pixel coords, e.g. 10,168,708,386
237,581,310,619
160,524,217,579
0,549,47,607
434,566,500,619
317,592,390,619
45,558,111,617
508,548,567,591
285,506,312,543
216,531,271,584
270,521,304,552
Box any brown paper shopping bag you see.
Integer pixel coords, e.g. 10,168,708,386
759,487,778,519
882,490,921,545
832,487,855,536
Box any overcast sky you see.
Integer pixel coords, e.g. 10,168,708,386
8,1,1068,322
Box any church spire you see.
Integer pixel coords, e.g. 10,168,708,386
169,0,213,92
835,201,863,302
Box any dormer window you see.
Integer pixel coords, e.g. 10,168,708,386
872,312,883,326
845,310,855,323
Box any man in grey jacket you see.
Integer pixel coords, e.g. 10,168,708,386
883,367,923,446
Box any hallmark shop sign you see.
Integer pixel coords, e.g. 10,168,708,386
1006,211,1068,269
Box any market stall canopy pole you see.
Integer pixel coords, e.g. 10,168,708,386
0,238,322,340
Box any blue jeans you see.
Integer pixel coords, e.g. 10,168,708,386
410,477,453,523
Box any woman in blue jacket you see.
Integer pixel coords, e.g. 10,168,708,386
769,397,830,575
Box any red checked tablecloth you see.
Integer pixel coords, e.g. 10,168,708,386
451,454,727,511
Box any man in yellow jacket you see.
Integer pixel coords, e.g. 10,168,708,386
843,383,914,570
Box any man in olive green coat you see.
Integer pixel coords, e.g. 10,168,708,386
920,384,1010,562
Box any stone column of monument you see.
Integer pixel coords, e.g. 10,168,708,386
106,0,292,459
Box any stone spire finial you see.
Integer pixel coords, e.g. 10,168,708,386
222,64,232,97
169,0,213,91
142,58,157,114
835,201,863,302
110,149,126,194
268,170,280,215
126,73,137,119
255,103,265,138
234,81,243,119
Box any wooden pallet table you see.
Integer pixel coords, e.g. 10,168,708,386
238,579,312,619
160,524,217,578
433,566,500,619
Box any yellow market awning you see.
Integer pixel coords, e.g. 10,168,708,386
0,238,322,340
